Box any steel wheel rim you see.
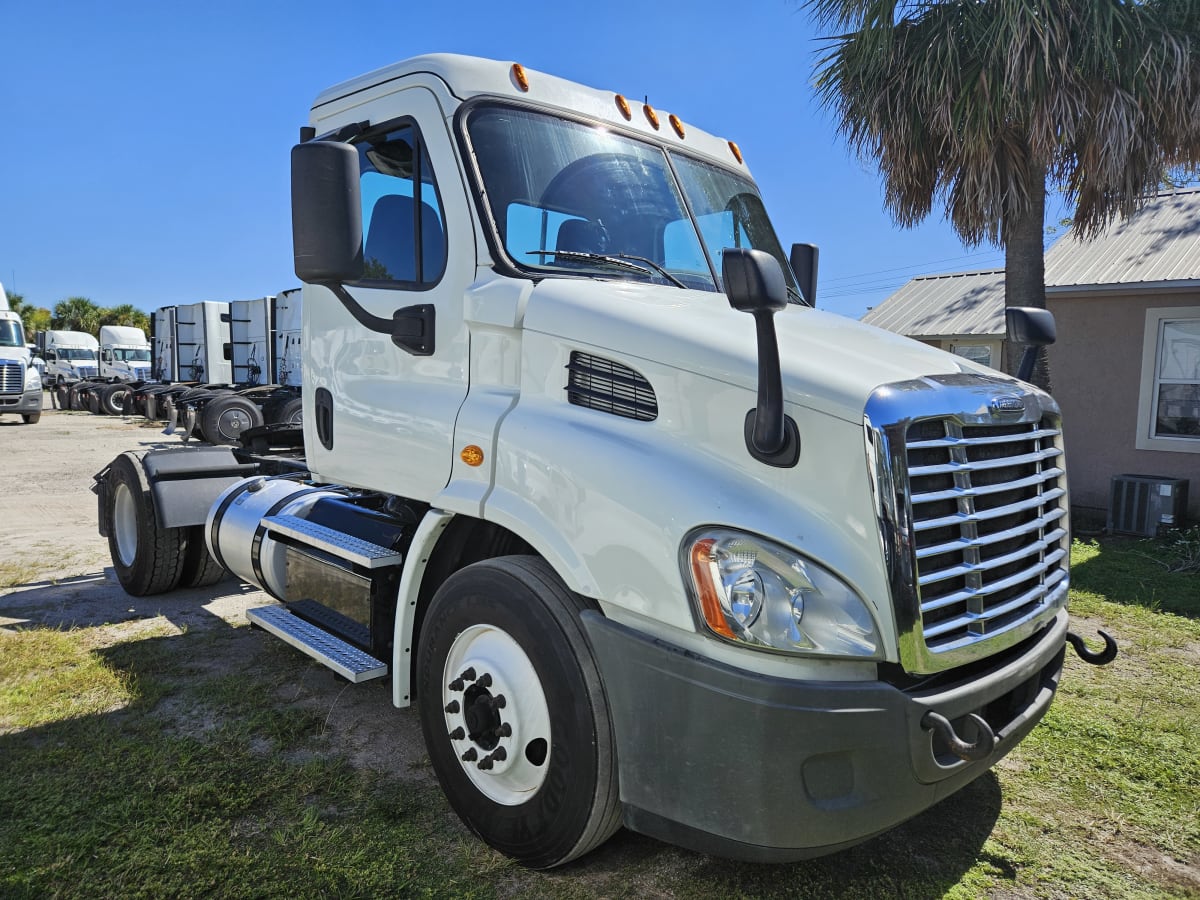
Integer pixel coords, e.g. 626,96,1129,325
442,624,551,805
112,481,138,567
217,406,252,440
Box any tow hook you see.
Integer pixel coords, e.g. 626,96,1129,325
922,710,996,762
1066,629,1118,666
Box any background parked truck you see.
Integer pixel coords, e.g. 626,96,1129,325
0,283,42,424
92,54,1115,868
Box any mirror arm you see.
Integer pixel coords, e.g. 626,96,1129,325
745,310,800,467
325,283,435,357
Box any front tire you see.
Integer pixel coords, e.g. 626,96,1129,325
104,452,186,596
416,556,620,868
21,412,40,424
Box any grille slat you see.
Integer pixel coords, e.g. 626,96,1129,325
908,445,1062,478
905,414,1069,656
913,487,1066,532
918,527,1067,586
911,466,1064,505
566,352,657,422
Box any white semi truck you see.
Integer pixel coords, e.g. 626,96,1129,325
37,330,100,389
69,325,154,414
132,301,232,421
93,55,1115,867
0,283,42,424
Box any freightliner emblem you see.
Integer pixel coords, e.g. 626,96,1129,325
990,395,1026,415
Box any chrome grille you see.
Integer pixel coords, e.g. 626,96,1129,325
866,374,1070,674
566,352,657,421
0,362,23,394
906,417,1068,655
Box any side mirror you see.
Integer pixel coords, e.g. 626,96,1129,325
789,243,819,308
1006,307,1056,383
291,141,364,284
722,248,800,467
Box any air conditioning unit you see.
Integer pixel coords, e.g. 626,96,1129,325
1107,475,1190,537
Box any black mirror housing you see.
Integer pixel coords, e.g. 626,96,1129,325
789,243,819,308
722,248,788,314
1006,307,1056,346
291,141,364,285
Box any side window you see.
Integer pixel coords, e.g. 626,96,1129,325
357,124,447,286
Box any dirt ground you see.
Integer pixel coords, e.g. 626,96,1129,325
0,397,430,777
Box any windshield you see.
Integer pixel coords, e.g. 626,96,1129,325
0,320,23,348
58,348,97,361
113,348,151,362
465,104,799,299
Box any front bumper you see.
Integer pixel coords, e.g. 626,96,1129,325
582,608,1067,861
0,388,44,415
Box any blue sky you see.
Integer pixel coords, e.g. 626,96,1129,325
1,0,1023,320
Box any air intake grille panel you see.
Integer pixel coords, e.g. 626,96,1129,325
566,352,657,421
906,416,1068,658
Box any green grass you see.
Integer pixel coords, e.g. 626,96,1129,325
0,536,1197,898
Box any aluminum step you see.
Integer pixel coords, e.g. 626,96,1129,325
246,604,387,683
260,513,403,569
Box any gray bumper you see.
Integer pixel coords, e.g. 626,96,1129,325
0,389,43,415
581,609,1067,861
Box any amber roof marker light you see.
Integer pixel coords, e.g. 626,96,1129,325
643,102,660,130
669,114,685,139
615,94,632,120
511,63,530,92
728,141,744,164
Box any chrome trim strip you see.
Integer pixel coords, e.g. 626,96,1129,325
907,445,1062,478
920,547,1068,613
917,528,1067,586
916,507,1066,559
906,426,1062,448
911,467,1065,505
912,487,1066,532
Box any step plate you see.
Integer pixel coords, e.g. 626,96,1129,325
260,513,404,569
246,604,387,683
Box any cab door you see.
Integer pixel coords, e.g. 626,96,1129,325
304,86,473,502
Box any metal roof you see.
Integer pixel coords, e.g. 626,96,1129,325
1045,188,1200,290
861,269,1005,337
863,189,1200,336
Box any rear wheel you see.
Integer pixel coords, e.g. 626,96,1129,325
416,556,620,868
104,452,186,596
200,395,264,445
100,384,130,416
68,383,88,411
87,389,103,415
268,396,303,426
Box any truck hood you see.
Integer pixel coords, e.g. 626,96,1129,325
521,278,985,423
0,346,30,363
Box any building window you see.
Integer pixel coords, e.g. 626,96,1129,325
949,342,995,369
1135,306,1200,453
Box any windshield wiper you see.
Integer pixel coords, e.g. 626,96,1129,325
609,254,687,289
526,250,685,288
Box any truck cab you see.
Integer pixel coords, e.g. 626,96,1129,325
0,283,42,424
95,54,1113,868
98,325,152,382
38,330,99,387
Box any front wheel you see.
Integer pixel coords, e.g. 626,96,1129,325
417,556,620,868
21,412,40,424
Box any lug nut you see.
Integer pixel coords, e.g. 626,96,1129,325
476,672,493,688
497,723,512,738
461,748,478,762
448,727,465,741
478,755,494,771
491,746,507,762
460,667,477,682
445,700,460,714
492,694,507,709
449,678,464,692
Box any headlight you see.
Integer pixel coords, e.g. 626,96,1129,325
684,529,881,658
24,367,40,388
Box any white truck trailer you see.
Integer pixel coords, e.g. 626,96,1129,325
93,55,1115,868
133,301,232,421
0,283,42,424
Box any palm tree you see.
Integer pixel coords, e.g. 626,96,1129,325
7,292,52,338
99,303,151,333
808,0,1200,387
52,297,102,334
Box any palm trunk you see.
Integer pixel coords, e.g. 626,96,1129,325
1002,162,1051,392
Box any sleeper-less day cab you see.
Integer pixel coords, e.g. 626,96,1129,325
94,55,1115,867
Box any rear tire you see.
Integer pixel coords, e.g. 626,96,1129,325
200,395,265,445
103,452,186,596
268,396,304,426
101,384,130,416
87,389,104,415
179,526,228,588
21,412,40,424
68,383,88,411
417,556,621,868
